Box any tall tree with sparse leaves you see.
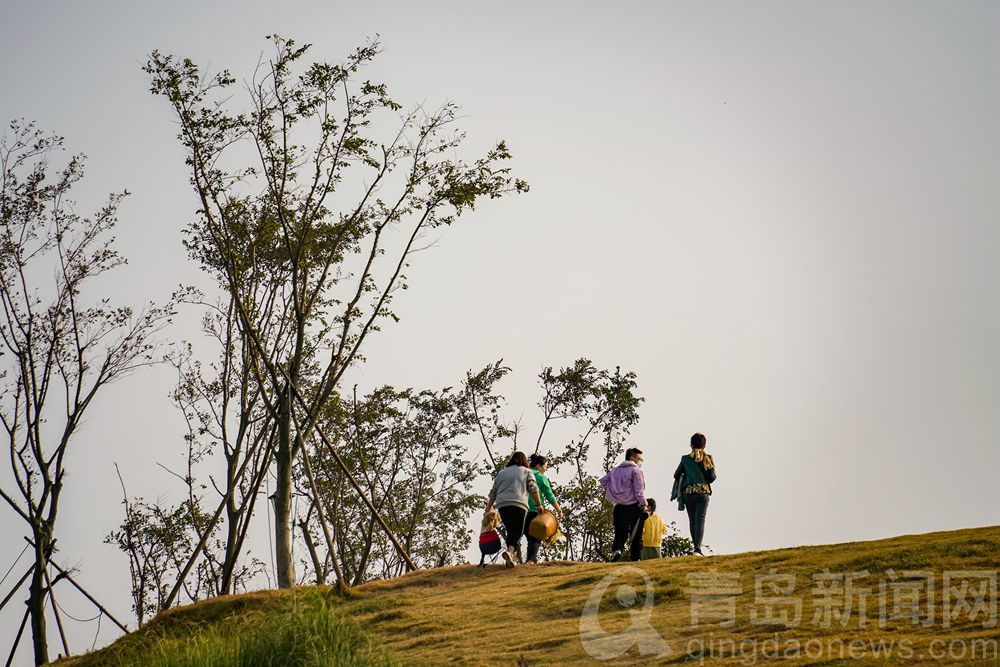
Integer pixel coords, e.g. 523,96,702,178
144,35,526,590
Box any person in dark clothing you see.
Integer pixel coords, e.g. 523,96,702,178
673,433,716,555
599,447,647,562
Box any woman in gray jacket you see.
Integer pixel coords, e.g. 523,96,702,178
486,451,543,567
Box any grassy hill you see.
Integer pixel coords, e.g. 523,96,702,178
54,525,1000,666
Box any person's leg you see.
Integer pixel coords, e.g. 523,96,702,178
628,506,645,561
525,511,540,563
692,495,709,553
611,504,629,555
511,506,527,560
684,494,699,551
498,506,523,548
498,505,526,566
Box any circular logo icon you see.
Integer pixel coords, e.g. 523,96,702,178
579,566,671,660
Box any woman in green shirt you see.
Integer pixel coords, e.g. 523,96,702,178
672,432,716,555
526,454,563,564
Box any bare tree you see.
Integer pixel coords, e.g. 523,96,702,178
144,35,526,590
0,121,175,665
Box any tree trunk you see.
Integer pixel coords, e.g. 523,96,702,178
220,453,240,595
274,387,295,588
351,515,378,586
28,538,49,666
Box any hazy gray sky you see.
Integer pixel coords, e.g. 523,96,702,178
1,1,997,659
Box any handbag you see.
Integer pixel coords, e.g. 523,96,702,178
528,510,559,541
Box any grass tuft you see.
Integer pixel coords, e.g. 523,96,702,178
58,596,397,667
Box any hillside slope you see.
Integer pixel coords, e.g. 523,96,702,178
57,525,1000,666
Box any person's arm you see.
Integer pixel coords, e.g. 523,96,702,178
486,478,498,511
634,468,647,508
527,472,543,511
655,515,666,543
532,490,543,510
673,459,684,479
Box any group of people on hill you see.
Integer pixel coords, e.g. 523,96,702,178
482,433,716,566
600,432,716,560
484,452,562,566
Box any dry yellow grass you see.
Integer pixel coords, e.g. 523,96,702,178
55,525,1000,666
341,525,999,665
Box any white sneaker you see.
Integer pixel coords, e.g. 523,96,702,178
502,546,516,568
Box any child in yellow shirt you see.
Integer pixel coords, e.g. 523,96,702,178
640,498,665,560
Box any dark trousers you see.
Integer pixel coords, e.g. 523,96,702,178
612,503,644,561
525,511,541,562
684,492,709,552
498,506,527,557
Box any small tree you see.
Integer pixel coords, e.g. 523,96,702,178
661,520,697,557
145,35,525,590
462,359,644,562
302,385,481,584
0,121,175,664
105,464,267,625
462,360,519,469
104,478,198,626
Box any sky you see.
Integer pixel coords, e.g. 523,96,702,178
1,1,997,661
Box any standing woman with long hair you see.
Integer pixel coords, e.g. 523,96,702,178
486,451,544,567
525,454,563,564
673,433,716,555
